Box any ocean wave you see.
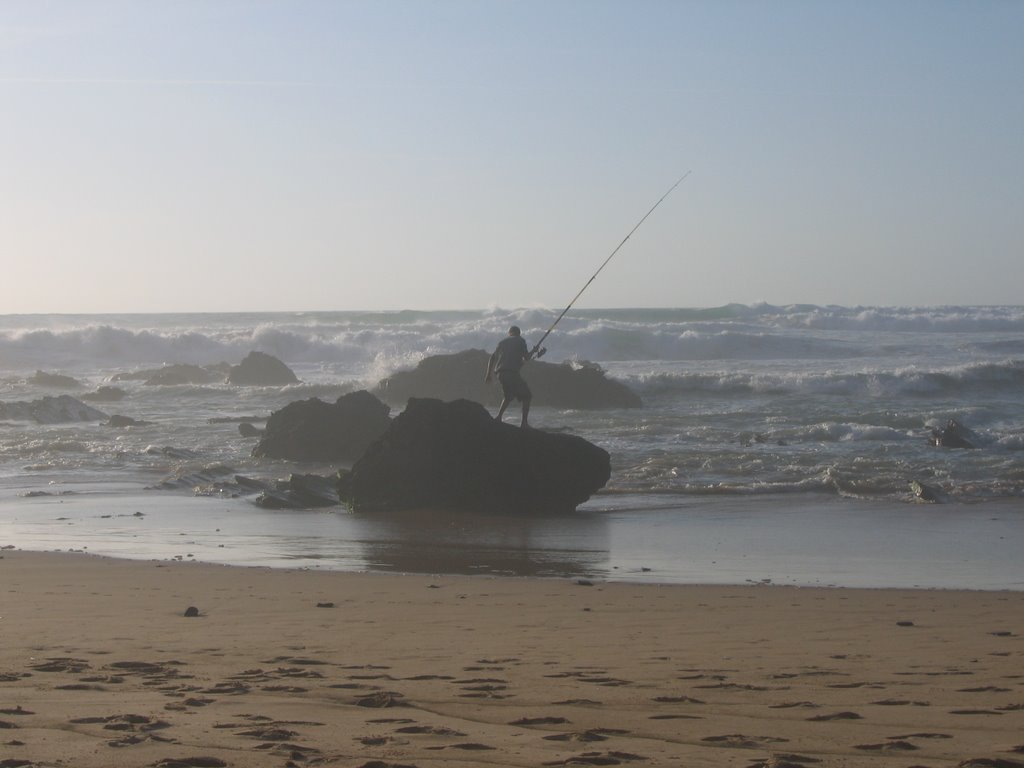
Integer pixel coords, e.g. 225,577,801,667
628,359,1024,398
1,304,1022,374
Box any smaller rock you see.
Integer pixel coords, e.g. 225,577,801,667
227,351,299,386
238,422,263,438
183,606,200,617
30,370,81,388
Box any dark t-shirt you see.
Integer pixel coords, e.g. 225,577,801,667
493,335,529,372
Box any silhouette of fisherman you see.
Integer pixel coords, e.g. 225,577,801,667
485,325,534,427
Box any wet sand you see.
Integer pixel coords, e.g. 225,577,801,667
2,550,1023,767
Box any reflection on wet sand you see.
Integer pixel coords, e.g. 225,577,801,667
346,506,611,578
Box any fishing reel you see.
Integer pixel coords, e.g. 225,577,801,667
533,347,547,359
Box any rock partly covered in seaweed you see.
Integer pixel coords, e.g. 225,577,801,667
252,390,392,462
0,395,108,424
227,351,299,386
338,397,611,513
375,349,641,410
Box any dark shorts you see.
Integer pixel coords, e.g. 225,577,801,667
497,370,532,402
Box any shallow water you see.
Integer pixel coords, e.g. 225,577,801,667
2,486,1021,590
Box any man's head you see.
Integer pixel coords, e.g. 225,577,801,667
508,326,521,336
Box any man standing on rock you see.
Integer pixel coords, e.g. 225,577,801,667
485,325,534,428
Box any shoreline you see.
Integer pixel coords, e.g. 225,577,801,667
2,550,1023,767
2,488,1023,590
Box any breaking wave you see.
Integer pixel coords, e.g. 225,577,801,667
4,303,1021,372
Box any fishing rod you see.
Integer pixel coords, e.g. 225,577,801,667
529,170,692,358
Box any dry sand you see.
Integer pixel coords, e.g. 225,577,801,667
1,550,1022,768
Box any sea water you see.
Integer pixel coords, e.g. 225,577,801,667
1,305,1023,587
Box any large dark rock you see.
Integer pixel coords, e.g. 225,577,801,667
227,351,299,386
252,390,392,462
339,397,611,513
375,349,641,410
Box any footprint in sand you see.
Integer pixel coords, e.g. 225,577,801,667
29,657,91,673
703,734,788,748
253,742,321,761
745,755,822,768
854,741,918,751
957,760,1024,768
652,695,704,704
394,725,465,736
544,728,630,743
950,709,1005,716
403,674,455,681
806,711,862,721
261,655,332,667
152,759,228,768
70,714,171,733
871,698,930,706
357,735,394,746
200,682,250,695
356,691,406,709
236,726,298,741
438,743,496,751
510,716,570,726
541,751,647,765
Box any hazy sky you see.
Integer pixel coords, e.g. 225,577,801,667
2,1,1021,313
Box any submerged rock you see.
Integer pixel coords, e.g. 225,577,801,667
30,370,81,388
339,397,611,513
253,473,340,509
252,390,392,462
107,414,153,428
112,364,220,386
910,479,947,503
81,386,128,402
227,351,299,386
930,419,978,449
375,349,641,410
238,422,263,437
0,395,108,424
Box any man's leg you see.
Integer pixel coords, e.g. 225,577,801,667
520,395,531,428
496,397,510,422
